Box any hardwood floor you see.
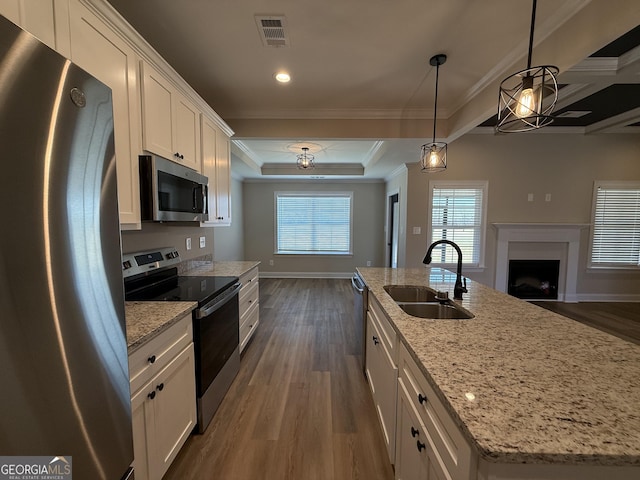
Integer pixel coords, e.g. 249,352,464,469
164,278,394,480
532,301,640,344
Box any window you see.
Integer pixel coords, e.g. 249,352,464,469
589,181,640,268
427,181,488,268
275,192,352,255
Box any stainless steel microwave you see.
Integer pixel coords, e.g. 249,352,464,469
139,154,209,222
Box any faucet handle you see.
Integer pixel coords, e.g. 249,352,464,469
435,290,449,302
462,277,468,293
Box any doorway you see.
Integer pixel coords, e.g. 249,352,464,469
387,193,399,268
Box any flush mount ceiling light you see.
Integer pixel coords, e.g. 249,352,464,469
296,147,315,169
496,0,559,133
420,54,447,173
274,72,291,83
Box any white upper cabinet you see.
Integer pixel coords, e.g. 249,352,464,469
0,0,56,49
141,61,201,172
68,0,142,228
201,115,232,226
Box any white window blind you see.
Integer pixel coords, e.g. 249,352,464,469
276,192,352,255
590,182,640,268
429,182,487,266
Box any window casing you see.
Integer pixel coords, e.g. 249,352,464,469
427,181,488,268
589,181,640,269
275,192,353,255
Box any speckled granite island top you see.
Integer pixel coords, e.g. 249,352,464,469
125,301,196,353
356,267,640,466
181,260,260,278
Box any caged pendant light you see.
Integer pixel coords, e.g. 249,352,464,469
420,54,447,173
496,0,559,133
296,146,315,169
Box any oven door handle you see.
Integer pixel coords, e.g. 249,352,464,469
196,282,242,319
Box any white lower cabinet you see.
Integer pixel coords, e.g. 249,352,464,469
396,343,475,480
129,314,197,480
238,266,259,352
365,295,398,464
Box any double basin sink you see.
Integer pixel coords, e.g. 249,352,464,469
383,285,473,320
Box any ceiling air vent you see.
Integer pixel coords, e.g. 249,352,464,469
255,15,289,47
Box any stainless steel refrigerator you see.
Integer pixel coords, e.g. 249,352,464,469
0,15,134,480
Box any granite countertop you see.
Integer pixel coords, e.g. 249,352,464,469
125,301,197,353
356,267,640,466
181,260,260,278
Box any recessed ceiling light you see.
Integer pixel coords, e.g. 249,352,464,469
274,72,291,83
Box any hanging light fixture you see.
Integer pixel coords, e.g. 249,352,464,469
420,54,447,173
496,0,559,133
296,147,315,169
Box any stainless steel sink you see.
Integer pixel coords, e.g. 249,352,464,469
383,285,438,302
396,302,474,320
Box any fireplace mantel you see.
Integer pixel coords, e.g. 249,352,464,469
493,223,589,302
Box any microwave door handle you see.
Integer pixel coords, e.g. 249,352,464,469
203,185,208,215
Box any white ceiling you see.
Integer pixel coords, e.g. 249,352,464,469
106,0,640,180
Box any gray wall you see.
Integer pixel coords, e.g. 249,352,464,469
243,180,386,276
212,176,244,261
393,132,640,299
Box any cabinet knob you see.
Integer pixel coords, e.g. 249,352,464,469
156,383,164,392
147,390,156,400
180,154,184,159
174,152,180,157
148,355,156,364
416,440,426,452
411,426,419,438
372,335,379,345
418,393,427,405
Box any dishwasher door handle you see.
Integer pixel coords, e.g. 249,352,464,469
351,274,364,293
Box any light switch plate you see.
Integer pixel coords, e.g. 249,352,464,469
412,226,421,235
199,236,206,248
186,237,192,250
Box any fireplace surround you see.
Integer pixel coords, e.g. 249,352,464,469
494,223,589,303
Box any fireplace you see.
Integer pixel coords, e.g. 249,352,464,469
508,260,560,300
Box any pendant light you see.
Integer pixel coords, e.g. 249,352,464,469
296,147,315,169
420,54,447,173
496,0,559,133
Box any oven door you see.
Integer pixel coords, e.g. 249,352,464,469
192,282,241,432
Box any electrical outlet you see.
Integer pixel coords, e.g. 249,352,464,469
412,226,421,235
527,193,534,202
186,237,192,250
269,259,274,266
199,236,206,248
545,193,552,202
366,260,372,267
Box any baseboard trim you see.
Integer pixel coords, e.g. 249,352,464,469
259,271,352,279
576,293,640,302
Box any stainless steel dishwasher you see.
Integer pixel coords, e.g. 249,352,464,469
352,272,368,373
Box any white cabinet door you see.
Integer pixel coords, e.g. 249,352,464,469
130,343,196,480
131,383,153,480
174,93,200,171
395,379,429,480
152,343,197,480
68,1,142,228
201,115,232,226
141,61,202,171
141,62,175,161
0,0,56,49
366,313,397,464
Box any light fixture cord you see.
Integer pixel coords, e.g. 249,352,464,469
432,61,440,143
526,0,537,70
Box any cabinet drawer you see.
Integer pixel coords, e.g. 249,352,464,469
129,314,193,394
239,280,259,318
368,294,398,364
398,343,474,480
240,301,259,352
239,267,259,292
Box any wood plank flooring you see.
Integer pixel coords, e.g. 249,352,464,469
164,278,394,480
533,301,640,344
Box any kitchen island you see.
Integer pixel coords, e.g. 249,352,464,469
357,267,640,479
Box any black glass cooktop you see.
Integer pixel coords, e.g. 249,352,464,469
125,272,238,307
